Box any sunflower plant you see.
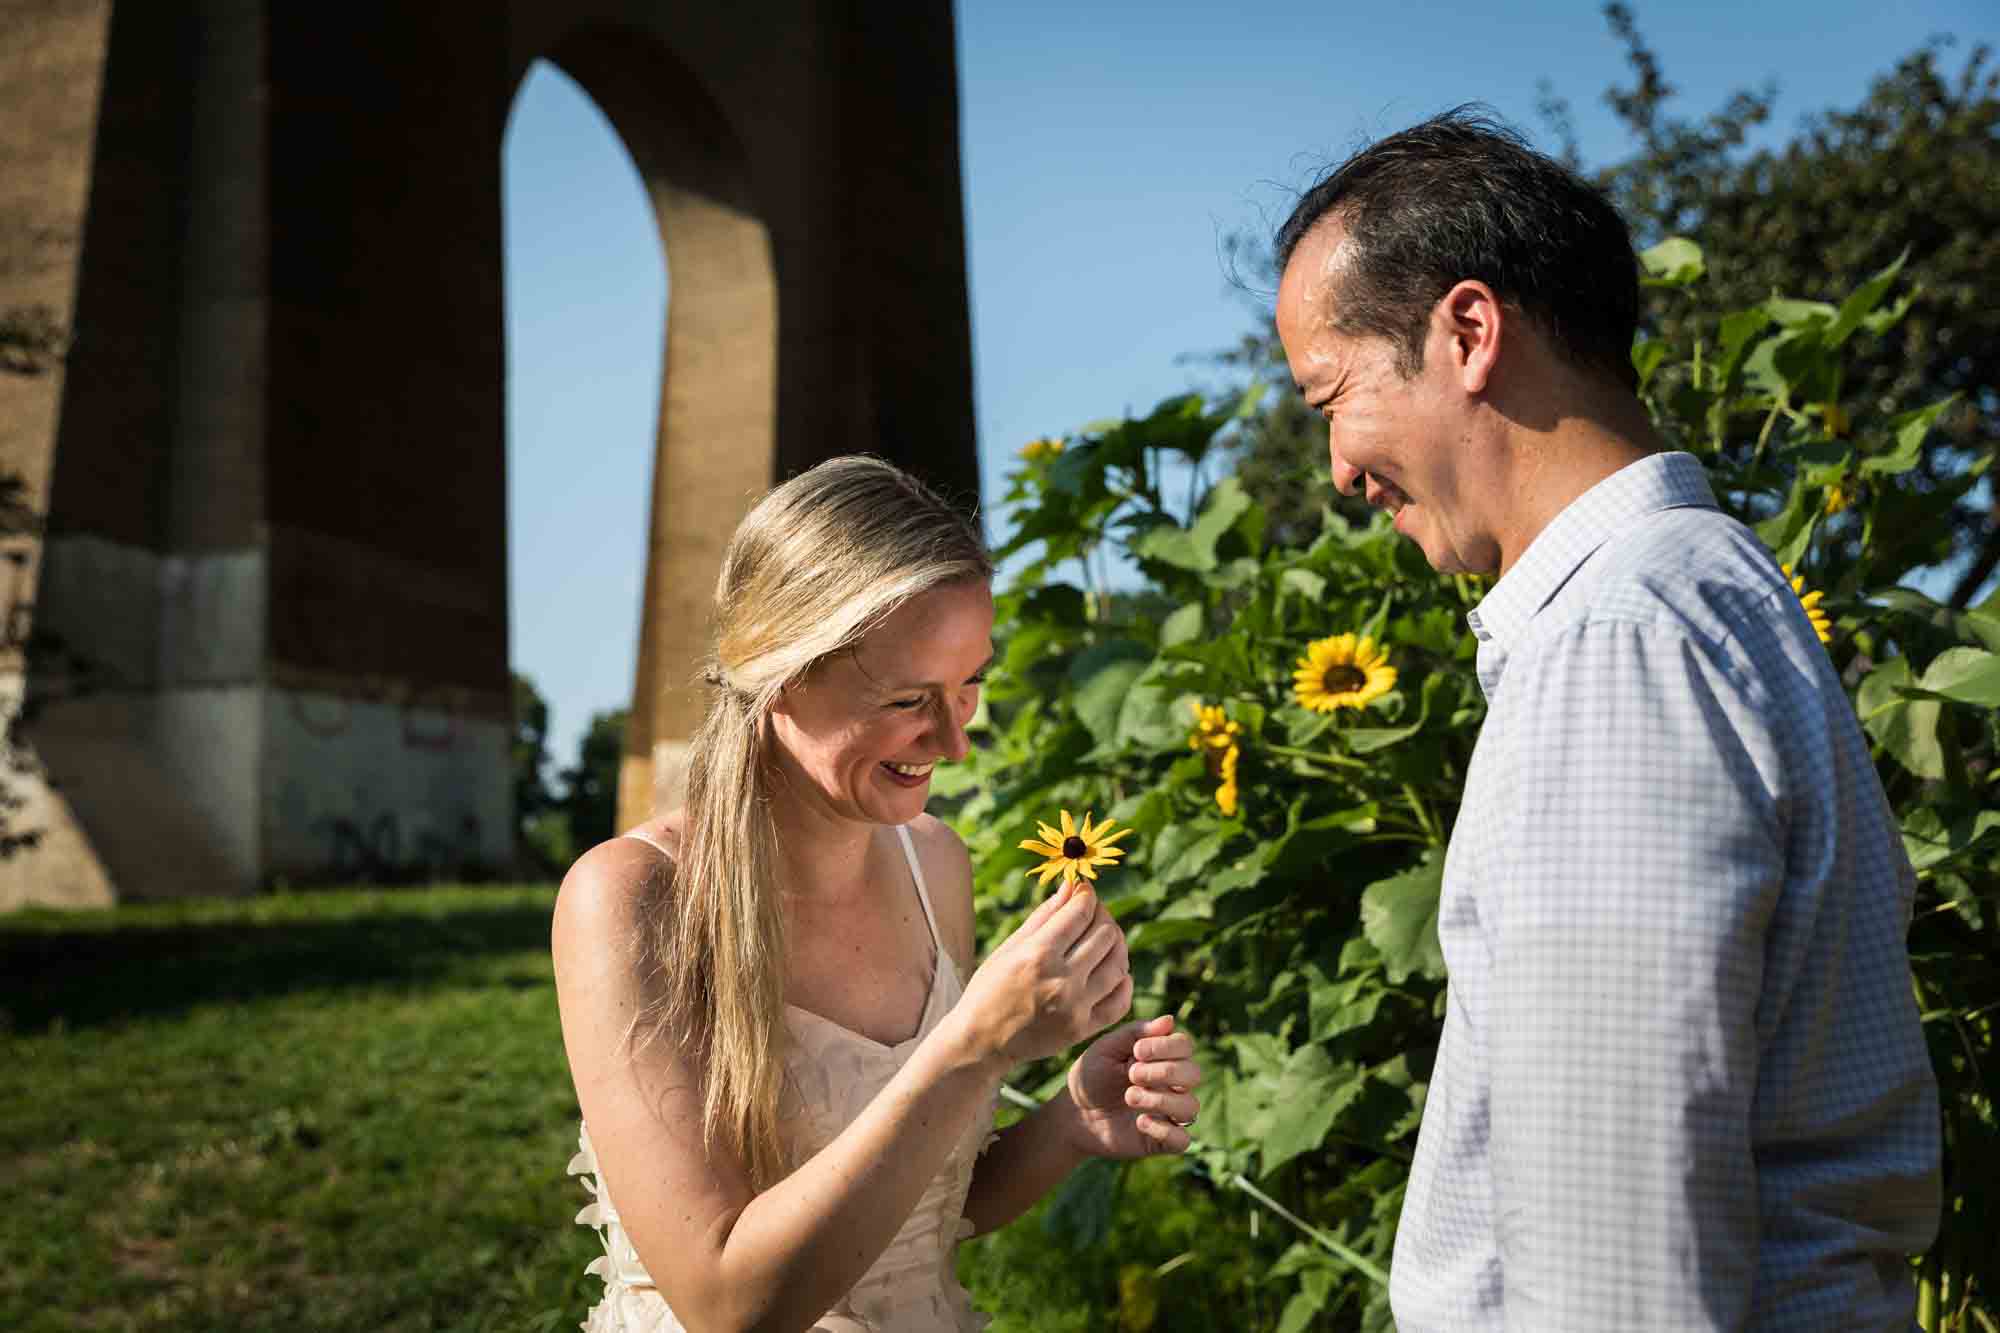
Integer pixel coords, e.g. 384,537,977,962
949,242,1997,1332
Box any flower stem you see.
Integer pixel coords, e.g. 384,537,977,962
1401,782,1441,846
1265,743,1370,771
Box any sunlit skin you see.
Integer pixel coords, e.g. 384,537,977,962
1274,220,1656,579
769,578,996,842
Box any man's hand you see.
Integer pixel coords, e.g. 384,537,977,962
1062,1014,1201,1158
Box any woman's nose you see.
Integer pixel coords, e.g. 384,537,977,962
931,694,972,762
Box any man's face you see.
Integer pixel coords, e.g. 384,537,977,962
1274,224,1498,575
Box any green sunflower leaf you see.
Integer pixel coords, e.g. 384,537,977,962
1857,657,1945,780
1638,237,1704,287
1261,1047,1369,1177
1359,853,1446,984
1911,647,2000,708
1069,640,1152,747
1861,396,1957,478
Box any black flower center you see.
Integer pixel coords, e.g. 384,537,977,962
1062,836,1088,859
1322,665,1367,694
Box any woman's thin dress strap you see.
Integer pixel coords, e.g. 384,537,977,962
619,829,674,859
894,823,943,956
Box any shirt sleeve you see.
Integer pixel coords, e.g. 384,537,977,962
1485,618,1785,1330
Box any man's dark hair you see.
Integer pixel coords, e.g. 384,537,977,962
1275,106,1639,390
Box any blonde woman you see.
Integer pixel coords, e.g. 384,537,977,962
552,457,1201,1332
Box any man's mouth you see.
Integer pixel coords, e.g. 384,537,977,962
1366,481,1409,517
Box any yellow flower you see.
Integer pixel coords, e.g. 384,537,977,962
1292,633,1397,713
1215,744,1240,816
1823,478,1854,516
1188,703,1241,763
1019,809,1133,888
1018,436,1065,462
1781,563,1833,646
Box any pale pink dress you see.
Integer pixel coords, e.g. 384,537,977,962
568,823,997,1332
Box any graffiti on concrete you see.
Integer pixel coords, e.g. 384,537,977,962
312,808,484,883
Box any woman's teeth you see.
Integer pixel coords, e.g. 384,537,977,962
884,761,934,777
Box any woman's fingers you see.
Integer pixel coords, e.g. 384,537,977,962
1060,902,1120,968
1015,877,1077,937
1036,883,1101,957
1087,970,1133,1028
1072,907,1125,970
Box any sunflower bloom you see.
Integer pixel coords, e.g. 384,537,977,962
1215,744,1241,816
1781,564,1833,647
1823,479,1854,516
1020,809,1133,887
1018,436,1065,462
1293,633,1397,713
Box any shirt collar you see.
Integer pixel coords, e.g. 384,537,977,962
1467,451,1718,650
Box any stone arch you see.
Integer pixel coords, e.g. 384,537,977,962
523,24,779,828
0,1,977,908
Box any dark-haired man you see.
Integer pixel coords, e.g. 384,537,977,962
1273,109,1939,1330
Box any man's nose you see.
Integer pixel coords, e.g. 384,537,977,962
1329,442,1363,496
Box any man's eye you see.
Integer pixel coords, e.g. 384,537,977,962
968,671,989,687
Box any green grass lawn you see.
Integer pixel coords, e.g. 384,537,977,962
2,886,601,1332
2,887,1263,1332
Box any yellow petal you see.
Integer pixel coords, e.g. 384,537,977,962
1019,839,1061,857
1036,822,1064,846
1076,861,1098,881
1059,810,1076,837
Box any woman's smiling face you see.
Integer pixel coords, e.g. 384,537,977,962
768,578,995,826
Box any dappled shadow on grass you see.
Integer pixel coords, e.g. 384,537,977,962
0,890,559,1034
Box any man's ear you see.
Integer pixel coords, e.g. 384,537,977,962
1433,279,1503,394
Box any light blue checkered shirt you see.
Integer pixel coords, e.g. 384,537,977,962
1389,453,1940,1331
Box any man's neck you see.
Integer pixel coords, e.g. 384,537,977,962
1491,395,1658,579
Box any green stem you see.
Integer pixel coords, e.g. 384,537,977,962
1749,399,1784,478
1265,742,1370,771
1401,782,1441,846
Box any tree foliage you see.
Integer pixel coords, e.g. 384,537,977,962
956,248,1994,1329
559,706,628,858
512,673,573,873
1559,8,2000,603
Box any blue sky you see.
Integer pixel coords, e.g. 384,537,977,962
503,0,1996,770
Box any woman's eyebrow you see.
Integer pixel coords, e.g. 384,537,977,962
874,648,996,693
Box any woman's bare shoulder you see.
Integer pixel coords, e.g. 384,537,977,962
552,814,684,953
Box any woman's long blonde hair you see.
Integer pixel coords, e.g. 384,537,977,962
636,456,990,1187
